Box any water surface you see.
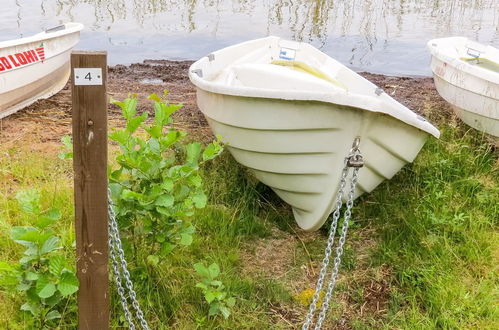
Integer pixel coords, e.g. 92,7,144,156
2,0,498,76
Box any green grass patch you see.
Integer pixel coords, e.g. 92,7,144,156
1,118,497,328
355,126,498,328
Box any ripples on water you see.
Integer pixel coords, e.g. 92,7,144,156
2,0,498,75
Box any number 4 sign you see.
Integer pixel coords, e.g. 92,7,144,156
74,68,103,86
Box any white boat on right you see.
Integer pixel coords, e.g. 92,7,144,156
427,37,499,137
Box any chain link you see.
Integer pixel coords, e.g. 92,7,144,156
302,164,349,330
302,138,363,330
314,167,360,329
109,224,135,329
108,190,151,330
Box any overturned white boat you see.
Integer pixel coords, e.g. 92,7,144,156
0,22,83,119
189,37,440,231
428,37,499,137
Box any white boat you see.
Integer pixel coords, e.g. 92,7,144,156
0,23,83,119
189,37,440,231
428,37,499,137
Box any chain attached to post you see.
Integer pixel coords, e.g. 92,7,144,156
302,137,364,330
108,190,151,330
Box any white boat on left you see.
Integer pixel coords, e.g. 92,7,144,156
0,22,83,119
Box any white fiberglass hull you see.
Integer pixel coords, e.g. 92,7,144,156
0,23,83,119
428,37,499,137
189,36,439,231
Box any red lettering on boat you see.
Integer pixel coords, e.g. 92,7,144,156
30,50,39,61
0,57,12,70
23,51,36,63
15,53,28,65
1,48,42,71
8,55,20,67
35,47,45,60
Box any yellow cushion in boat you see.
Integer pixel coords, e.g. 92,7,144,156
271,60,348,91
460,57,499,73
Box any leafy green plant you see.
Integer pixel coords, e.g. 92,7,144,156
58,135,73,160
108,92,223,264
194,262,235,319
0,189,78,329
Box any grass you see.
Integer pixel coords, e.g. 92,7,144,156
355,125,498,329
0,112,497,329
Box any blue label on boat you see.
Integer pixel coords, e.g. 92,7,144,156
279,47,296,60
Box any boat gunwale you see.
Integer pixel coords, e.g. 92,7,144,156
0,22,84,50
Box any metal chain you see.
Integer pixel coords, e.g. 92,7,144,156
108,190,151,330
314,166,360,329
108,221,136,329
302,138,363,330
302,162,349,330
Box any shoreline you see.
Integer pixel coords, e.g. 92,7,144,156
116,58,436,79
0,60,452,153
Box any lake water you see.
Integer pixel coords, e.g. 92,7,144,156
2,0,498,76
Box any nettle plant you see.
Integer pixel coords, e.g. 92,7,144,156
108,92,223,264
194,262,235,319
0,190,78,329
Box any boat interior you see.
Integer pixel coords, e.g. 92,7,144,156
440,38,499,73
207,38,381,96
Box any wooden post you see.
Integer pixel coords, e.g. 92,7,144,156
71,51,109,329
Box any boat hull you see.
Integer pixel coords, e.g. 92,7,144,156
196,89,429,231
428,37,499,137
431,59,499,137
0,23,83,119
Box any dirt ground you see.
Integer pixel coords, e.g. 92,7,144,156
0,60,453,154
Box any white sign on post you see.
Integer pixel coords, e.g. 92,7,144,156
74,68,103,86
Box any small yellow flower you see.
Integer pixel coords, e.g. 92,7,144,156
294,288,324,306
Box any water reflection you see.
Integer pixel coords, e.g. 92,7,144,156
2,0,498,75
